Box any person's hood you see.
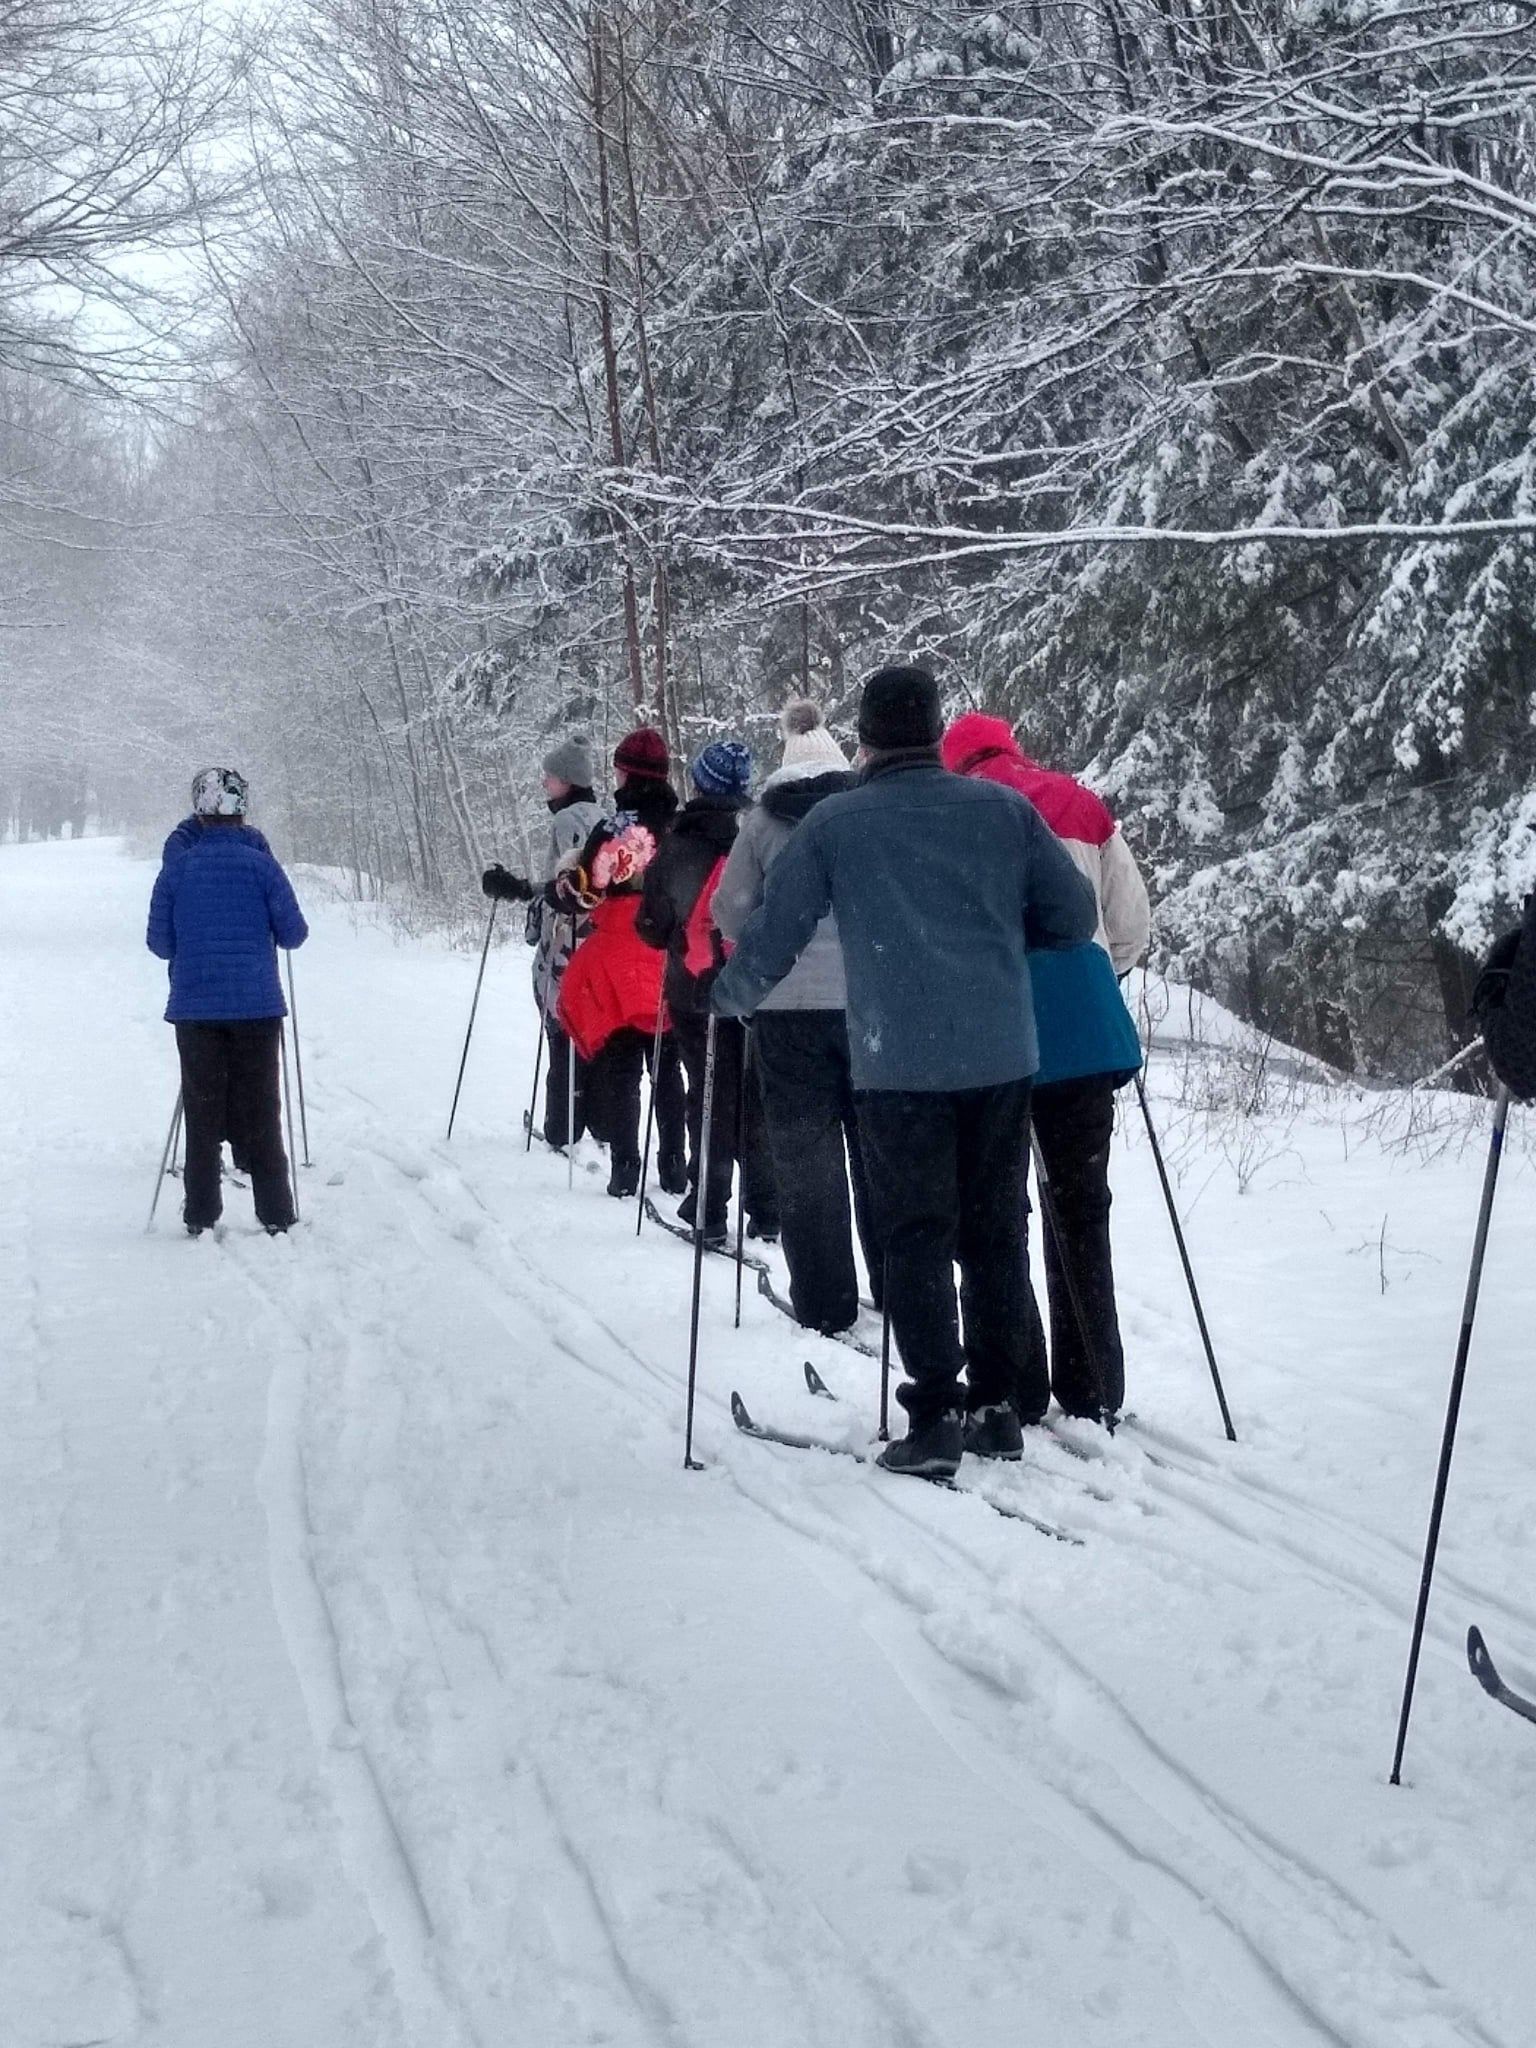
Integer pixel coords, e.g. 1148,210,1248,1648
548,784,598,815
941,711,1027,777
616,776,680,828
761,768,856,825
672,792,745,849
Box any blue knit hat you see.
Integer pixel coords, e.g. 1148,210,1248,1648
691,740,752,797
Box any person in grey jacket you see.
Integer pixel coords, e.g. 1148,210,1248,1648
482,736,603,1148
713,700,879,1335
713,666,1096,1480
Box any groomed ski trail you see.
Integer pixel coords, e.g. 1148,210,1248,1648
7,836,1536,2047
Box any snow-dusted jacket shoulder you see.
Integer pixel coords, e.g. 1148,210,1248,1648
162,816,272,864
712,767,854,1012
713,759,1096,1092
146,826,307,1023
941,713,1151,972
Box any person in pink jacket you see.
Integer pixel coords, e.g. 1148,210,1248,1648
942,712,1150,1426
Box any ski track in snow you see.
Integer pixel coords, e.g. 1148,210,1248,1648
6,836,1536,2047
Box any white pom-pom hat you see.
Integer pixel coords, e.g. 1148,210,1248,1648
778,699,849,774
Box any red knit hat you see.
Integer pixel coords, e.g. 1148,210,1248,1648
613,725,671,782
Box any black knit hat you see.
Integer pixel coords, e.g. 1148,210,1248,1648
857,666,942,752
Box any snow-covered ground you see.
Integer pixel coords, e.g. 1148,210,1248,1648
5,834,1536,2048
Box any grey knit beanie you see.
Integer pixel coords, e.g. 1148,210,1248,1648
543,736,595,787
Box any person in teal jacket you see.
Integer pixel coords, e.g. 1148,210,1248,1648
943,713,1149,1422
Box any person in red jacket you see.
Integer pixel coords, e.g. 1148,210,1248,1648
558,819,669,1198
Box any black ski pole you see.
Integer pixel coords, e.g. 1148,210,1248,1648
147,1088,184,1231
683,1012,718,1471
636,1005,667,1237
879,1252,892,1441
733,1026,751,1330
1031,1130,1114,1431
1134,1072,1237,1442
447,899,499,1142
1390,1084,1513,1785
284,951,312,1167
280,1024,302,1223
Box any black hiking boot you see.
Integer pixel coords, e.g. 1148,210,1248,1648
657,1152,688,1197
608,1156,640,1199
877,1412,963,1481
746,1215,780,1244
963,1404,1024,1461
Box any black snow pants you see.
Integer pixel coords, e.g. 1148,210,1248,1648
753,1010,880,1333
1021,1075,1125,1420
854,1079,1034,1431
175,1019,296,1231
672,1002,778,1235
543,1019,587,1149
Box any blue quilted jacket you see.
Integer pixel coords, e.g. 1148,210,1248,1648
146,825,308,1022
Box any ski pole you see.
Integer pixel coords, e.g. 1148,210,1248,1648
280,1024,302,1223
566,914,578,1191
1031,1129,1115,1431
879,1251,892,1441
526,918,560,1154
1134,1073,1237,1442
683,1012,718,1471
447,899,499,1141
147,1088,184,1231
284,951,311,1167
1390,1084,1512,1785
733,1025,751,1330
636,1004,667,1236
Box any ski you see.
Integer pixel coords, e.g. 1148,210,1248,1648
642,1194,776,1276
730,1392,1084,1545
803,1363,1118,1507
1468,1627,1536,1726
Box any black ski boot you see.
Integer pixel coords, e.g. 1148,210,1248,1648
608,1155,640,1200
747,1215,780,1245
877,1412,963,1480
963,1404,1024,1461
658,1151,688,1197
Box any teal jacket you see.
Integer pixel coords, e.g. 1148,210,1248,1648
713,758,1096,1091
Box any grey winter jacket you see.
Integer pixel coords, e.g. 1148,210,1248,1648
712,757,1096,1092
532,793,604,998
711,767,855,1011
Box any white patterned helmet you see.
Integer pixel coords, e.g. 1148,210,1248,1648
191,767,249,818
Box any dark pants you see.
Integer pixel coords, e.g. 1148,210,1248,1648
543,1020,587,1149
856,1079,1034,1430
673,1004,778,1234
1023,1076,1125,1419
754,1011,880,1333
652,1036,688,1186
175,1020,295,1230
585,1030,686,1175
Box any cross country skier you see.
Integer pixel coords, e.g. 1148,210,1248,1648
637,740,779,1248
145,768,308,1237
557,819,668,1198
712,667,1096,1479
712,700,880,1336
942,711,1150,1424
481,738,603,1150
1475,891,1536,1100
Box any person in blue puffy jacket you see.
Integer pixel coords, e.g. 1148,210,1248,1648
146,768,308,1236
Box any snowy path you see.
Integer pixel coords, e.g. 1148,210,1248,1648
5,836,1536,2047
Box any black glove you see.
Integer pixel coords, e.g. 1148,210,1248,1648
482,864,534,902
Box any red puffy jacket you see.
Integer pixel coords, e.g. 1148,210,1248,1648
558,895,668,1060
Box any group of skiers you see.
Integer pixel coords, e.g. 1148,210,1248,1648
141,659,1536,1483
477,665,1152,1479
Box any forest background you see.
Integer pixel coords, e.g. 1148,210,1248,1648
5,0,1536,1078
